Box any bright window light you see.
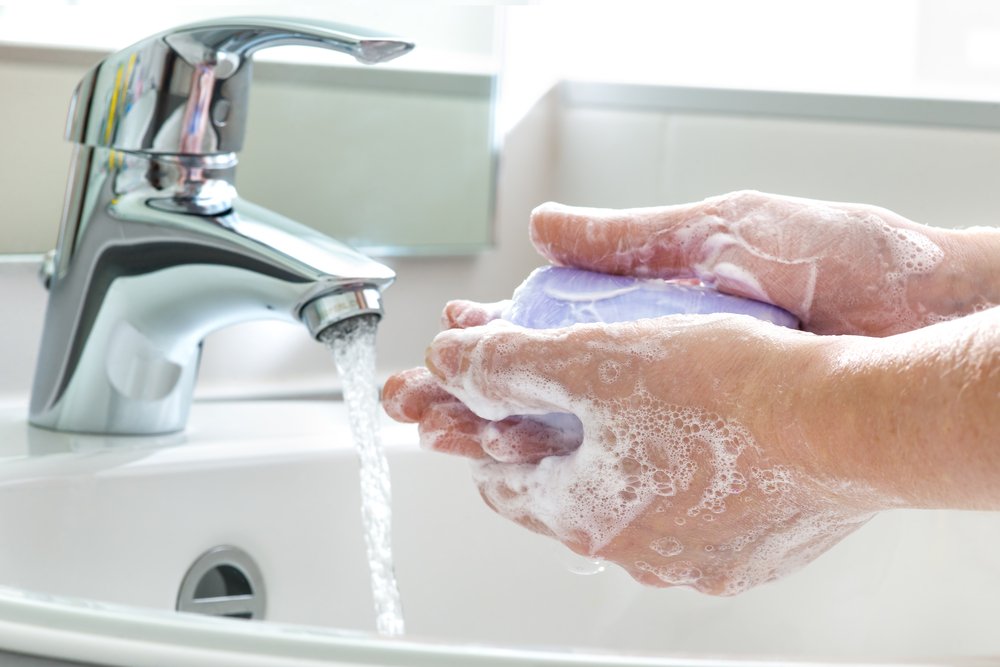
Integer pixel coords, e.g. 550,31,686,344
0,1,499,73
502,0,1000,100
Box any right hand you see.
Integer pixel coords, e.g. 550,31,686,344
530,191,998,336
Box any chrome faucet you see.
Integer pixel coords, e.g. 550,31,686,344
30,17,414,435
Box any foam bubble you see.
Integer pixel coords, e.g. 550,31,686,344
751,465,794,494
598,359,622,384
650,536,684,557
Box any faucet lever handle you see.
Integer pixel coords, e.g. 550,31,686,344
164,17,415,67
67,16,414,155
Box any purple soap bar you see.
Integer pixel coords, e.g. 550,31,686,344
503,266,799,329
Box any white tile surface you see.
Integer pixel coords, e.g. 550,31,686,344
553,102,1000,229
659,113,1000,227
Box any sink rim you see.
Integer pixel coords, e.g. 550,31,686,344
0,399,417,474
0,583,887,667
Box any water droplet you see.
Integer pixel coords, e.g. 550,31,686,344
567,555,608,576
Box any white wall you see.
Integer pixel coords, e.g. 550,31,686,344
502,0,1000,102
554,100,1000,228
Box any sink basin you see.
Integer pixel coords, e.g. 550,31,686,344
0,399,997,666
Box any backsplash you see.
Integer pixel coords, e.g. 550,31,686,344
553,82,1000,229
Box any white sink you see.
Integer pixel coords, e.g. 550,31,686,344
0,399,997,666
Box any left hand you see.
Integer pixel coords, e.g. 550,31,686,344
383,305,889,595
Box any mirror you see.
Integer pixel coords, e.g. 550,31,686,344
0,4,499,256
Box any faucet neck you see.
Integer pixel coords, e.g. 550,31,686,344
53,147,238,284
31,143,392,435
118,151,239,216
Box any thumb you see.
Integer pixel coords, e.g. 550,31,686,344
529,201,712,279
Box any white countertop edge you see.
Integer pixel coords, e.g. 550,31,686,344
0,585,947,667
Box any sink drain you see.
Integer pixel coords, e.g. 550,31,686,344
177,546,266,620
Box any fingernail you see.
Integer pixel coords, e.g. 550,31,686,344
441,301,465,329
531,201,561,217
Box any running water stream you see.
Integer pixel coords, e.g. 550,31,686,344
321,315,404,636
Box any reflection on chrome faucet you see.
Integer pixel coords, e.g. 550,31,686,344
30,17,414,435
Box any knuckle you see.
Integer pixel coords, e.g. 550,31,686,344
702,189,770,218
475,326,529,369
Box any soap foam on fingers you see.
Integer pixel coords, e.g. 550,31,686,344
481,413,584,463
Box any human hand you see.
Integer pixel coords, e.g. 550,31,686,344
384,310,894,595
382,192,1000,594
530,191,999,336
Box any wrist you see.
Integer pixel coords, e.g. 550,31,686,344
808,313,1000,511
781,334,904,509
746,329,896,510
805,334,914,507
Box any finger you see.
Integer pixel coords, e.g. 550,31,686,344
424,323,589,421
420,399,583,464
441,300,511,330
480,413,583,463
418,400,491,459
529,200,718,279
381,367,454,423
